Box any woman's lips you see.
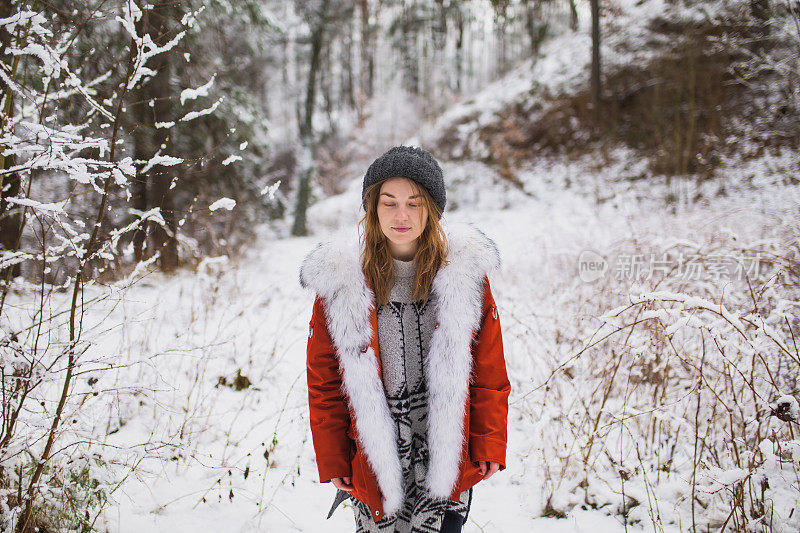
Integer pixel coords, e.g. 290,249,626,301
393,227,410,233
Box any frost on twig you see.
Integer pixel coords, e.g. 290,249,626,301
0,2,224,529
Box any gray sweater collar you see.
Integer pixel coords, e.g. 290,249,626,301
392,257,415,279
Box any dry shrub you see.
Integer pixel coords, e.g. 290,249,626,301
531,18,743,178
468,7,799,182
484,117,529,189
537,226,800,530
435,109,482,161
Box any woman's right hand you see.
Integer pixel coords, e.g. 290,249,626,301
331,477,354,492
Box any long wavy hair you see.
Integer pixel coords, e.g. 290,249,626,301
359,178,449,307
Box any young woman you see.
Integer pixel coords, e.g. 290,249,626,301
300,146,510,533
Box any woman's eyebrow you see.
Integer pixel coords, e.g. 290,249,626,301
380,193,422,199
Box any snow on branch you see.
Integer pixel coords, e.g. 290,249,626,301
139,154,184,175
180,75,216,105
208,198,236,211
5,197,68,215
260,180,281,200
0,251,33,271
107,208,166,249
180,97,223,122
118,3,188,91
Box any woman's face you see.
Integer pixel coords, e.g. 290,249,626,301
376,177,429,261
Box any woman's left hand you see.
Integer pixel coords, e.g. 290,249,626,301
476,461,500,480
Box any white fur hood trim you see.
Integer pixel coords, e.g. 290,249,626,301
299,221,500,516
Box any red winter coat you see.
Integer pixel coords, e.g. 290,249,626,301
300,222,510,522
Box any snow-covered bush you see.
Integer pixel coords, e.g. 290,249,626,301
525,214,800,531
0,3,217,530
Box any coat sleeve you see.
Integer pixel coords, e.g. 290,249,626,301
468,276,511,470
306,295,353,483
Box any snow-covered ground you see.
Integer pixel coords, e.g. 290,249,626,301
5,150,796,531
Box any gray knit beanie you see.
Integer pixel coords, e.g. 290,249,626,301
362,145,446,214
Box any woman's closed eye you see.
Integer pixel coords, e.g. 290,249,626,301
382,202,419,208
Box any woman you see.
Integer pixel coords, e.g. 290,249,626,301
300,146,510,532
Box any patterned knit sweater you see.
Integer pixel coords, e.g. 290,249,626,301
350,258,471,533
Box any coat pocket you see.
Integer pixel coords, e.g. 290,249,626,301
349,445,371,505
345,425,368,501
459,398,484,494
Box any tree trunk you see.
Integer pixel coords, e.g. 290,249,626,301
344,16,356,111
0,0,22,280
455,8,464,92
281,5,292,130
359,0,375,109
494,6,508,76
292,2,329,237
137,5,179,270
590,0,601,111
431,0,447,99
568,0,579,32
433,0,447,51
131,26,149,263
322,36,334,131
466,11,475,92
525,0,548,56
130,144,148,262
292,137,313,237
398,0,420,94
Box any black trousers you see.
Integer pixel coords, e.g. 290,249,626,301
440,510,464,532
440,484,472,532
